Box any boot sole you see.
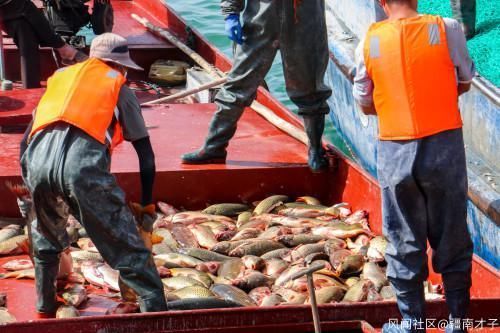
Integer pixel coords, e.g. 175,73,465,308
181,158,227,165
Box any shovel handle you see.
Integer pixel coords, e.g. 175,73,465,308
287,262,325,282
307,273,322,333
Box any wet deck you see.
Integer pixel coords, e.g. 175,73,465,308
0,100,329,216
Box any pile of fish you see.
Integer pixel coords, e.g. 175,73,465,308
0,195,444,321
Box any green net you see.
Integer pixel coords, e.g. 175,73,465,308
419,0,500,86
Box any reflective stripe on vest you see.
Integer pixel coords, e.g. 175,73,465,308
364,15,462,140
30,58,127,149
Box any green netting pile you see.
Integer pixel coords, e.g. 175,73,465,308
418,0,500,86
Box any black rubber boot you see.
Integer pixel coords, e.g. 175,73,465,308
181,148,227,164
444,288,470,333
34,257,60,314
303,115,329,173
383,282,426,333
138,292,168,313
181,108,240,164
443,272,471,333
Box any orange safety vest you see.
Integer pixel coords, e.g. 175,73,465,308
364,15,462,140
30,58,127,150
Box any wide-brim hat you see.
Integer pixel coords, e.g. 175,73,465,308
90,33,143,71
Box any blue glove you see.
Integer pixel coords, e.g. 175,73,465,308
225,14,243,45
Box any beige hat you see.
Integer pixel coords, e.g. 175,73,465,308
90,33,143,71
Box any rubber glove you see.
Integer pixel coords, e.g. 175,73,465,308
129,202,156,234
225,14,243,44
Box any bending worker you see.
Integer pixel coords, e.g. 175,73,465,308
0,0,81,88
20,33,167,316
182,0,332,172
353,0,475,332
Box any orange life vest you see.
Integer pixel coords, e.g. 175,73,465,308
30,58,127,150
364,15,462,140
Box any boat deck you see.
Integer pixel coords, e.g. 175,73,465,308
1,100,338,214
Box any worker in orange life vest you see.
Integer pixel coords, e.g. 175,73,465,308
353,0,475,332
20,33,167,316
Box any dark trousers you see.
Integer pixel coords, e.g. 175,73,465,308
0,0,64,88
377,128,473,330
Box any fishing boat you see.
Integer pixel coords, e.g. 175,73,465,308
0,0,498,331
324,0,499,270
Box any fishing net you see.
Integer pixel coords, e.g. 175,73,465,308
418,0,500,86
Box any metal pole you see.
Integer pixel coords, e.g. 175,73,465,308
285,263,325,333
307,273,322,333
141,77,228,106
0,32,5,81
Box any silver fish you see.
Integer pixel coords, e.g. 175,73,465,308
0,307,16,323
56,305,80,318
0,224,22,243
62,284,87,307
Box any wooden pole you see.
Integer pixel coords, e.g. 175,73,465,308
250,100,308,145
141,77,228,106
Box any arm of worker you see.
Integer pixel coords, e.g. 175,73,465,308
443,18,476,96
352,38,377,115
116,85,155,206
220,0,244,15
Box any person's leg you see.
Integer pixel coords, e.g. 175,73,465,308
450,0,476,39
21,129,70,315
21,0,65,48
63,128,166,312
377,139,428,333
29,194,70,314
414,129,473,333
182,0,279,164
2,18,41,88
280,0,332,171
22,0,80,62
